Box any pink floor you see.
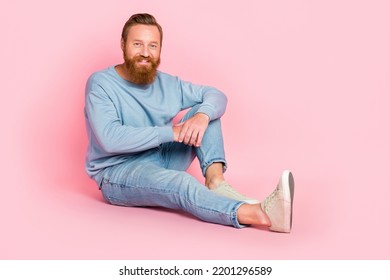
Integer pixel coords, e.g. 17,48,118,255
2,0,390,260
2,140,390,259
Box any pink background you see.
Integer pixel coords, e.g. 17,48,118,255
1,0,390,259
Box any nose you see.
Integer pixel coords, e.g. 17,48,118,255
140,45,150,57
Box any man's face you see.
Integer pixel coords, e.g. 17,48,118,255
122,24,161,84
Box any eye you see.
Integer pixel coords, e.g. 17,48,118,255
133,42,142,47
150,44,158,49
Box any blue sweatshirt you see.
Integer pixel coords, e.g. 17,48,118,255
84,66,228,177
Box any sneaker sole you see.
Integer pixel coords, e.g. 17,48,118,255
271,170,294,233
284,170,294,232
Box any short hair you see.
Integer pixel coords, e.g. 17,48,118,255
121,13,163,45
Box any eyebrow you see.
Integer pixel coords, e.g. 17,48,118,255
132,39,160,45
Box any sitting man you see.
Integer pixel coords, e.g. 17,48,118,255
84,13,294,232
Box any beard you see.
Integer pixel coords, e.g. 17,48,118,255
124,52,160,85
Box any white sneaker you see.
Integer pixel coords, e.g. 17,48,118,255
211,181,260,204
261,170,294,233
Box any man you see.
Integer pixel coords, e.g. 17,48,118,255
84,13,294,232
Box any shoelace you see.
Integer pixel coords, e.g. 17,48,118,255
262,185,280,212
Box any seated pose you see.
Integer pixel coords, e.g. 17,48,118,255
84,13,294,233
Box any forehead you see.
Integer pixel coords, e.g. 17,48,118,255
127,24,161,42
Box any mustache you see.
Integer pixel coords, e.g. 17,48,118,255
135,56,152,62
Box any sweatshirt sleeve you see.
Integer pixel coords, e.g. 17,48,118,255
85,78,173,155
178,78,228,120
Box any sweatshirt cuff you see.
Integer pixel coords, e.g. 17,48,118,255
196,106,215,121
156,126,174,144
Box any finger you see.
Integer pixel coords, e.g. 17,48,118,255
195,130,204,147
178,125,189,143
183,129,195,145
188,130,199,146
174,122,184,127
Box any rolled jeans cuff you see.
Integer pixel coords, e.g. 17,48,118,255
201,158,228,177
230,201,247,229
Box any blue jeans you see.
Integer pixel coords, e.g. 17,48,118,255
93,106,244,228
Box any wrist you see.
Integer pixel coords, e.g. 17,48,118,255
195,112,210,122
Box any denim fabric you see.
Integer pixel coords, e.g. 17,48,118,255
93,106,244,228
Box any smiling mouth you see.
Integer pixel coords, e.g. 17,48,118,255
136,59,152,66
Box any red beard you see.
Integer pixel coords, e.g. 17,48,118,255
124,54,160,85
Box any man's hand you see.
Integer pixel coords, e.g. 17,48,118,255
173,113,210,147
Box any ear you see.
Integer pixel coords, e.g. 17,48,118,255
120,39,125,51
